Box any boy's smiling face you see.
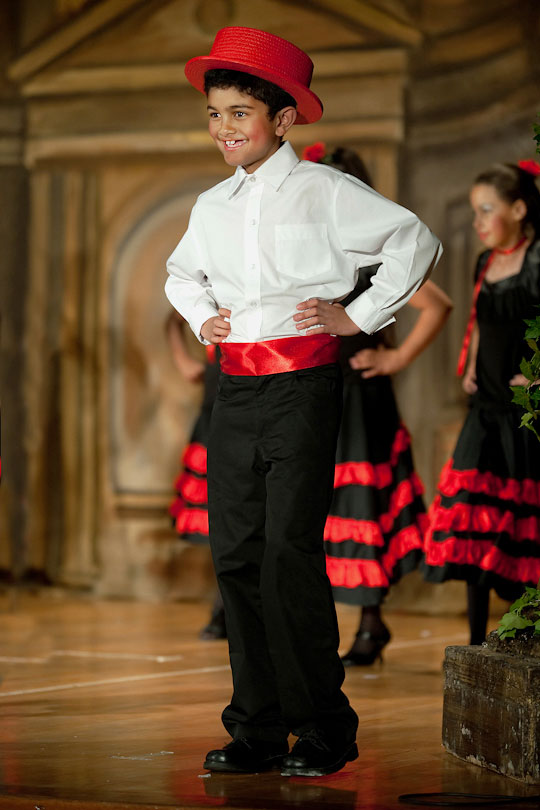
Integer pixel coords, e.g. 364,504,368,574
207,86,296,174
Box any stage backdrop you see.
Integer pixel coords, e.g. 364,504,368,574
1,0,539,603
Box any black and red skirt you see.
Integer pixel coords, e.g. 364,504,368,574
169,355,219,544
324,374,426,607
169,435,209,544
422,402,540,599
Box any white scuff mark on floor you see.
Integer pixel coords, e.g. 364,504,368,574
111,750,174,761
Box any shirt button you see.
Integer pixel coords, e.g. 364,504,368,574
250,219,257,226
249,300,258,309
249,176,256,183
250,264,256,270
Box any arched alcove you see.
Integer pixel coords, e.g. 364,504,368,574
109,191,203,496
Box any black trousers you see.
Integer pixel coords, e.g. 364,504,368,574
207,363,359,745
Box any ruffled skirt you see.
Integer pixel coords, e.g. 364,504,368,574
422,402,540,599
325,374,426,606
169,362,219,544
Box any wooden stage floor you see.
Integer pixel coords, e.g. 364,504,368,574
0,591,538,810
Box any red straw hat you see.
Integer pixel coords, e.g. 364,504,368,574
184,27,323,125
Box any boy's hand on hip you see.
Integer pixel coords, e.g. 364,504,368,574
201,308,231,344
294,299,360,337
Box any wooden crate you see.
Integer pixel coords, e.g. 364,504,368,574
443,645,540,784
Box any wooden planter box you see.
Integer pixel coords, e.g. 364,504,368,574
443,644,540,784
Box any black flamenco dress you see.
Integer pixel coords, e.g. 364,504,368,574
169,346,220,544
422,241,540,597
324,267,427,607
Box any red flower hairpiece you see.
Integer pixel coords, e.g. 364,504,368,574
518,159,540,177
302,141,327,163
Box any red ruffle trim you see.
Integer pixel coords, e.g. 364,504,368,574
174,471,208,505
325,474,425,545
429,497,540,543
325,516,385,546
438,459,540,507
334,425,413,490
173,507,209,537
182,442,207,476
169,495,185,519
423,536,540,584
326,525,423,589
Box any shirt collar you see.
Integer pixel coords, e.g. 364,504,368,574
227,141,299,198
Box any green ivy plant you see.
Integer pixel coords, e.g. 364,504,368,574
510,309,540,440
497,582,540,638
497,117,540,643
510,115,540,439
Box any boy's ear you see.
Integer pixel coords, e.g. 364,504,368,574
275,106,297,136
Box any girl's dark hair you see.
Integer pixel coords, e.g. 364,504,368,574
473,163,540,238
204,69,297,119
327,147,373,188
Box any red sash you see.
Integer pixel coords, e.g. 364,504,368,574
219,335,340,376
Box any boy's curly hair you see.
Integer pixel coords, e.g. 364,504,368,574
204,69,297,119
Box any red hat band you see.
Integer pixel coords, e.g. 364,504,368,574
184,27,323,125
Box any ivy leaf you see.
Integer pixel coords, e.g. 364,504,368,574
520,357,536,381
508,592,530,611
525,323,540,340
511,386,531,408
509,615,529,630
530,388,540,406
498,612,530,632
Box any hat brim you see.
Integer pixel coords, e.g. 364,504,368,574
185,56,323,125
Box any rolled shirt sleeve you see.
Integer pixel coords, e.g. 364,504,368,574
335,176,443,335
165,204,219,343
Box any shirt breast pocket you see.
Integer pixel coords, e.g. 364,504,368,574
275,223,331,281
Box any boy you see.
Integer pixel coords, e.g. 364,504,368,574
165,26,442,777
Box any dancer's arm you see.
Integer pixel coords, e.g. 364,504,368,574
166,310,206,382
349,280,453,378
462,323,479,394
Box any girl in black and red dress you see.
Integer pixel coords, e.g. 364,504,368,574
167,311,226,639
423,161,540,644
302,145,453,665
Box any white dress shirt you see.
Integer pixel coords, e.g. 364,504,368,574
165,141,442,343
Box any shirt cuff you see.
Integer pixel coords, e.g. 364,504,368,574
345,293,396,335
189,305,220,344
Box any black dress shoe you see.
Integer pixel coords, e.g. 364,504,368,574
281,729,358,777
204,737,289,773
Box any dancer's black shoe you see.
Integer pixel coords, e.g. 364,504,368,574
204,737,288,773
341,625,391,667
199,606,227,640
281,729,358,777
